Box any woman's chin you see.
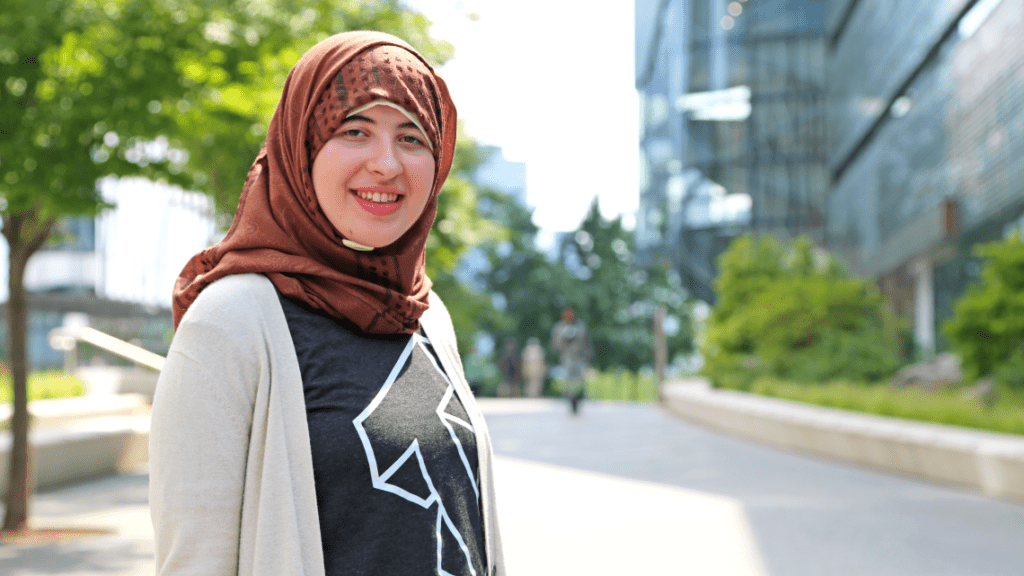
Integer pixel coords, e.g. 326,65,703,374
345,230,398,250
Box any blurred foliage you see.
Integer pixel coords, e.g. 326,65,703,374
426,130,508,353
548,369,660,403
944,233,1024,390
703,234,905,387
474,196,693,372
0,0,495,355
747,376,1024,436
462,349,500,396
1,0,452,224
0,368,86,404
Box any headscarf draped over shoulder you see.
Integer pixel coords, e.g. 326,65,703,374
172,31,457,334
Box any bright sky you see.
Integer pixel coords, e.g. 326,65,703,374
404,0,640,233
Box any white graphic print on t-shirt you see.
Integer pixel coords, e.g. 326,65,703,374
353,334,480,576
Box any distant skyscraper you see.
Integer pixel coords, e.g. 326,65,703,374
455,145,529,292
635,0,826,302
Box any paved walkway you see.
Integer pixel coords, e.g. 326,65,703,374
483,399,1024,576
484,399,768,575
0,472,153,575
2,398,1023,575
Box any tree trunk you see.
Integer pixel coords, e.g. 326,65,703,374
654,305,667,403
2,210,55,532
3,240,31,531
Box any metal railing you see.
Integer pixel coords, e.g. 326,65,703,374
48,326,165,371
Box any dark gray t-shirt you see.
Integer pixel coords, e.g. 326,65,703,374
277,292,485,576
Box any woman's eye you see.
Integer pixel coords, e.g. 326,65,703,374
400,134,426,146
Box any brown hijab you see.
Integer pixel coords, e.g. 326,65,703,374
172,31,457,334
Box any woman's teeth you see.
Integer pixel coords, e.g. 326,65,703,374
356,190,398,203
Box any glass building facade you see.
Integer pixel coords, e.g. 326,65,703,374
827,0,1024,352
638,0,1024,352
636,0,827,302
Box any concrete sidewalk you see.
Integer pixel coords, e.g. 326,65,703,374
0,458,768,576
0,472,153,575
495,455,768,575
0,400,765,576
481,398,769,575
5,397,1020,575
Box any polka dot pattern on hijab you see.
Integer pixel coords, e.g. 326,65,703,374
307,44,442,163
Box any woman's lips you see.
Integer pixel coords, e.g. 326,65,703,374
352,190,401,216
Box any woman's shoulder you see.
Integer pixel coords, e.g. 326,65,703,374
178,273,281,333
168,274,291,383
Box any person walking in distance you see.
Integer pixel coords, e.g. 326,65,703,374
496,339,522,397
520,337,547,398
550,306,591,414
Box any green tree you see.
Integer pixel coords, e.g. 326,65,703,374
426,131,508,353
703,235,903,388
477,198,692,374
944,233,1024,389
554,201,692,371
473,187,571,379
0,0,452,532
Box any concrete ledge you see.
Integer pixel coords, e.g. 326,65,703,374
0,395,150,493
664,379,1024,502
0,393,150,429
76,366,160,401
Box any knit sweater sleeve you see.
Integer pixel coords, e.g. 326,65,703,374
149,276,270,575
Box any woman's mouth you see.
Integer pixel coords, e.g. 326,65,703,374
352,189,401,216
356,189,399,203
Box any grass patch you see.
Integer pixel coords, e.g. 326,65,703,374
742,377,1024,436
548,370,661,403
0,370,87,404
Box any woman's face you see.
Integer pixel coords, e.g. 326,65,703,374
312,104,436,248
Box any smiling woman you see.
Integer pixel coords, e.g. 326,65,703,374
312,103,436,249
149,31,505,576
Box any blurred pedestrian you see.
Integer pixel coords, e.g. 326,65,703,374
550,306,592,414
149,31,504,576
497,339,522,397
521,337,547,398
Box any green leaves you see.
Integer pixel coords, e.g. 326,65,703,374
944,233,1024,386
474,196,693,372
1,0,454,221
704,234,904,386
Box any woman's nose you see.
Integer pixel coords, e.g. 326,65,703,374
366,139,402,178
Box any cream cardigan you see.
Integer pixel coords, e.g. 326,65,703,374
150,274,505,575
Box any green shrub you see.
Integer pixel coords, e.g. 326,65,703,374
703,235,904,386
748,376,1024,436
993,347,1024,392
0,370,86,404
549,370,660,403
944,234,1024,389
